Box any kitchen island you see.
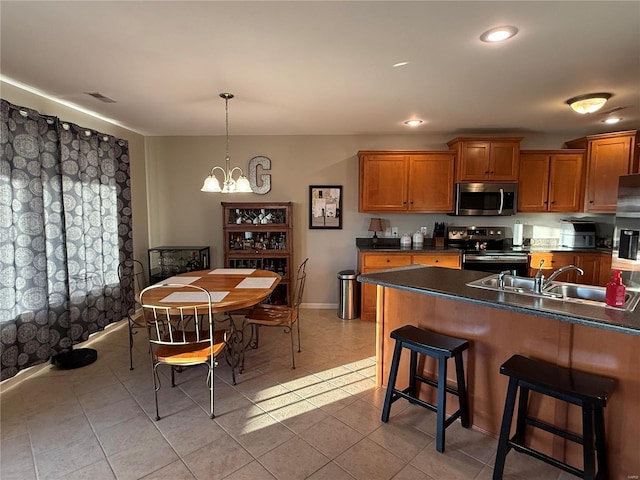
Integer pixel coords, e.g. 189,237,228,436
359,265,639,478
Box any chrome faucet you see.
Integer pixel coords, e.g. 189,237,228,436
498,270,512,289
533,259,584,293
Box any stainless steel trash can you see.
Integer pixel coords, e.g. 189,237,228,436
338,270,360,319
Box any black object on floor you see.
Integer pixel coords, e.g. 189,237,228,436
51,348,98,369
381,324,470,453
493,354,615,480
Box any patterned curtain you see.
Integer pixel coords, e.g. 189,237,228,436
0,99,133,380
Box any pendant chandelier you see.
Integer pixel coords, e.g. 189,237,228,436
201,93,252,193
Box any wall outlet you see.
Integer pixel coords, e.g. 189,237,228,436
391,227,399,237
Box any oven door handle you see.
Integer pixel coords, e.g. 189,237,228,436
498,188,504,215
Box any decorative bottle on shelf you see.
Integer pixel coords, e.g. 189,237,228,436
605,270,626,308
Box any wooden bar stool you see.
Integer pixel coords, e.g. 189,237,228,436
381,325,470,453
493,355,615,480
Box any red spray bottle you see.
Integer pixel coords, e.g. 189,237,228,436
605,270,626,308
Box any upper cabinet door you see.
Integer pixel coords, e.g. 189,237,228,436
359,153,409,212
565,130,638,213
518,152,550,212
548,153,583,212
408,153,455,212
586,136,633,212
458,142,491,181
490,142,520,181
448,137,522,182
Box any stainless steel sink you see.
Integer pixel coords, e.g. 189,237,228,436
466,274,640,311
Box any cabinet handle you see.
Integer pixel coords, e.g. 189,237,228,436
485,170,489,174
589,200,594,203
386,259,390,263
551,201,556,204
435,259,439,263
490,171,494,174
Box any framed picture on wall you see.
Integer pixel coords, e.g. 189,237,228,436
309,185,342,229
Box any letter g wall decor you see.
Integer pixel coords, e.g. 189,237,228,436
248,156,272,194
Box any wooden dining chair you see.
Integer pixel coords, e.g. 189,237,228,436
139,283,233,420
242,258,308,370
118,259,147,370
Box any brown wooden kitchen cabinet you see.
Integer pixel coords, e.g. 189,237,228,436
447,137,522,182
359,253,412,322
358,251,461,321
528,252,600,285
565,130,639,213
599,253,613,286
518,150,584,212
358,151,455,213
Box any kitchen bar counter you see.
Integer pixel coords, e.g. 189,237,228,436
358,265,640,335
359,265,639,477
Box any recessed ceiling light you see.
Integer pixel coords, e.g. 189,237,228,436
603,117,622,124
404,119,423,127
480,26,518,43
393,62,409,68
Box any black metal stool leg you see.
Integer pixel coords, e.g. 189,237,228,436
493,377,519,480
454,353,470,428
382,340,403,422
435,356,448,453
409,349,418,400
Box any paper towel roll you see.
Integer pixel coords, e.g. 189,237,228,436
513,223,524,246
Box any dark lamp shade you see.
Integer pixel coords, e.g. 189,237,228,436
368,218,383,232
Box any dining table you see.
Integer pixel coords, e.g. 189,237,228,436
139,268,282,368
140,268,281,312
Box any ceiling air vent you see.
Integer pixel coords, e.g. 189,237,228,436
86,92,116,103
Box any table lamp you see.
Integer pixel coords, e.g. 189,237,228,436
368,218,383,246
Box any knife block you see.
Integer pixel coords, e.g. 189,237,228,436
432,237,445,247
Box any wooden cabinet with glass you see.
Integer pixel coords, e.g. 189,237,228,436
222,202,293,306
447,137,522,182
518,150,584,212
358,151,455,213
565,130,639,212
148,246,210,283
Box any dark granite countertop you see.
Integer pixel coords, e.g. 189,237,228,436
358,265,640,336
357,245,462,253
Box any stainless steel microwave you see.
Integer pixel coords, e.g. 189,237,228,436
453,183,517,216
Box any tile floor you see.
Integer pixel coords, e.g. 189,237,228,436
1,309,571,480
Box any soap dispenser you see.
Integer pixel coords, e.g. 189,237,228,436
605,270,626,308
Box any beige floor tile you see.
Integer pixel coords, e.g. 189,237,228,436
29,412,94,455
409,444,485,480
443,421,498,465
227,413,295,457
306,461,356,480
139,459,196,479
392,464,435,480
34,432,106,480
484,450,563,480
367,421,433,462
63,459,116,480
77,381,132,412
333,399,385,436
154,405,229,457
182,434,253,480
96,413,165,456
299,416,364,459
335,438,405,480
107,435,179,480
0,433,36,480
223,460,277,480
267,397,329,434
258,436,330,480
85,396,145,432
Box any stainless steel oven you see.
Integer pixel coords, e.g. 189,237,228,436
453,183,517,216
447,225,528,275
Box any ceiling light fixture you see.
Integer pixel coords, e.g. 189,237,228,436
566,93,612,114
201,93,252,194
602,117,622,125
404,119,423,127
393,62,409,68
480,26,518,43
